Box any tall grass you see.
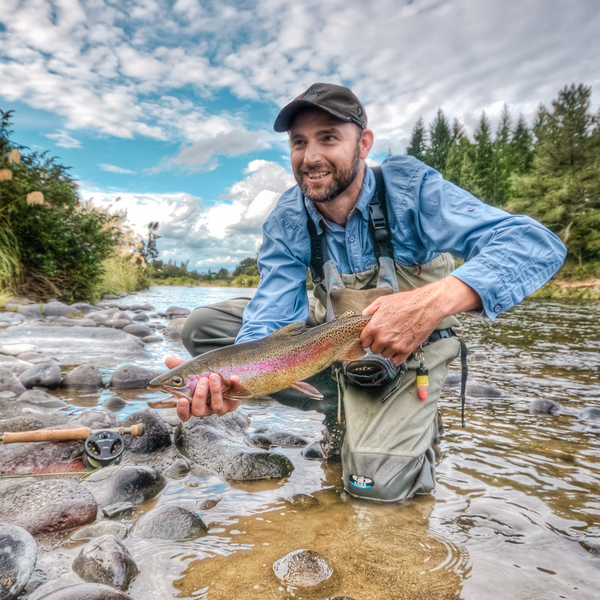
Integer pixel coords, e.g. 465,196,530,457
0,223,20,295
95,254,151,298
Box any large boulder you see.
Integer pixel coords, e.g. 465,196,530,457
35,583,135,600
63,364,104,390
0,313,26,326
15,306,43,321
109,365,163,390
0,326,147,366
0,479,97,535
17,389,69,410
272,549,334,590
165,306,190,320
0,523,37,600
0,437,81,476
19,362,62,389
131,505,207,541
0,344,38,357
121,408,171,454
175,414,294,481
42,302,79,318
0,369,26,397
0,356,33,376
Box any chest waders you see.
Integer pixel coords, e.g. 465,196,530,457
306,167,465,502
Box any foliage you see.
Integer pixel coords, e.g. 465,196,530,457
424,109,452,173
406,117,427,161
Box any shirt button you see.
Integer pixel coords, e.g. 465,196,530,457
348,236,355,242
354,267,360,273
494,304,502,313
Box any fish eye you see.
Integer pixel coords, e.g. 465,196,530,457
171,376,184,387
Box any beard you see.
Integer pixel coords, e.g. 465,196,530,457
294,142,361,204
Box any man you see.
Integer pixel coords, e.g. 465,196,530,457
170,83,566,502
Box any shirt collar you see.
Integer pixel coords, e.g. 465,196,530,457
303,166,376,233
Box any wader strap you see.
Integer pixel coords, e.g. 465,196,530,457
458,337,468,428
369,167,395,260
306,216,324,284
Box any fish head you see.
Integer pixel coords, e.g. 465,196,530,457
148,362,210,402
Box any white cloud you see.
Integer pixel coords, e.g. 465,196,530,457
45,130,82,148
99,164,136,175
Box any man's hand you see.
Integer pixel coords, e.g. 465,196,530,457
360,276,481,364
164,357,242,422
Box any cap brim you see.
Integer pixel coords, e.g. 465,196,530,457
273,100,360,133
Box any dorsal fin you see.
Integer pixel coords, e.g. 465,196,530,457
268,321,309,337
338,310,357,319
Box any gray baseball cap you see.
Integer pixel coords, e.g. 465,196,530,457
273,83,368,132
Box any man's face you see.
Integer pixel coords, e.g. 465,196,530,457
289,109,365,204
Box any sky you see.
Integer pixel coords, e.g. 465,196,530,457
1,0,599,271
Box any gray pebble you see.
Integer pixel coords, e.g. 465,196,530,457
132,505,207,541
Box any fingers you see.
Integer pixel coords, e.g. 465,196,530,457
165,356,186,369
176,398,191,421
362,296,384,316
208,374,224,415
190,378,210,418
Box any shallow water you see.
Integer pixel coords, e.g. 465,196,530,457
27,288,600,599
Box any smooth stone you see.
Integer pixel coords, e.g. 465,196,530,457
158,408,180,427
121,408,171,453
0,312,26,325
0,415,45,434
141,334,162,344
14,306,43,321
273,549,334,589
72,534,139,591
102,396,127,412
0,356,34,376
251,434,271,449
268,432,309,447
0,344,38,357
0,326,146,366
102,295,121,300
228,411,251,429
82,465,167,508
466,381,503,399
154,312,165,318
0,523,37,600
69,410,120,429
0,479,97,534
285,493,318,508
109,365,163,390
64,364,103,390
165,306,190,320
443,371,462,387
105,319,131,330
42,302,79,318
132,505,207,541
163,458,190,478
163,318,187,339
55,317,97,327
470,352,488,361
102,502,135,519
577,407,600,421
32,583,135,600
131,313,149,323
140,304,154,311
175,414,294,481
88,313,109,325
0,368,26,397
0,391,16,399
19,362,62,389
71,521,128,541
18,389,69,409
122,324,153,338
196,498,221,510
528,399,562,415
15,351,57,365
301,442,326,460
70,302,99,314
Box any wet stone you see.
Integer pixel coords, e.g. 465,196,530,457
55,317,97,327
163,458,190,478
0,415,45,434
0,312,26,326
0,344,38,357
72,534,139,591
68,410,120,429
102,396,127,412
142,334,162,344
528,399,562,415
163,317,187,339
17,389,69,409
0,479,97,535
577,407,600,421
122,324,154,338
0,356,32,376
0,368,26,397
109,365,163,390
88,313,109,325
19,362,62,389
132,505,208,541
268,432,309,447
36,583,135,600
443,371,462,387
122,408,171,453
131,313,149,322
106,319,131,330
302,441,326,460
0,436,82,476
70,302,99,314
465,380,503,399
196,498,221,510
15,305,43,321
470,352,488,361
102,502,135,520
0,523,37,600
15,351,57,365
42,302,79,318
273,549,334,589
251,434,271,448
63,364,103,390
165,306,190,320
285,493,318,508
71,521,128,541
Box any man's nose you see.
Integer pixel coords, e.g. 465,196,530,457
303,139,323,164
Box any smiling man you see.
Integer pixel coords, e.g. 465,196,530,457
174,83,566,502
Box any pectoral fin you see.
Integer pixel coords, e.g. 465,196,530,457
338,339,367,362
290,381,324,400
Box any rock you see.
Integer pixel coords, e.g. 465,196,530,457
228,411,251,429
466,381,503,399
102,503,134,519
0,479,97,535
285,494,318,508
68,410,120,429
42,302,79,318
175,415,294,481
0,415,45,435
132,505,207,541
0,523,37,600
302,441,326,460
109,365,162,390
70,302,99,314
18,389,69,410
15,305,43,321
55,317,97,327
131,313,149,323
0,344,38,357
71,521,128,541
443,371,462,387
82,465,166,508
15,351,57,365
141,334,162,344
19,362,62,389
528,399,562,415
0,312,26,326
102,396,127,412
0,356,33,376
163,318,187,339
471,352,488,361
121,408,171,453
251,434,271,448
163,458,190,478
105,319,132,330
0,436,82,476
72,535,139,591
0,368,26,397
0,326,146,367
273,549,334,589
33,583,135,600
165,306,190,320
63,364,104,390
154,312,165,318
122,324,153,338
88,313,109,325
577,407,600,421
196,498,221,510
268,432,309,447
159,408,181,427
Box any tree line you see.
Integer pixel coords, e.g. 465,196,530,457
406,84,600,271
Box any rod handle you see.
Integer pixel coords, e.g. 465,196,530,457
2,427,92,444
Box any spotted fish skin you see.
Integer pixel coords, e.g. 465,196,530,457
147,312,371,406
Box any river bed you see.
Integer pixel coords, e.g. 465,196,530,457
13,286,600,599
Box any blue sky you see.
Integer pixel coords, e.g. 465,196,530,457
1,0,599,271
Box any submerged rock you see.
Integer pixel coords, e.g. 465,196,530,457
82,465,166,508
109,365,162,390
64,365,104,390
163,458,190,478
19,362,62,389
121,408,171,454
0,368,26,397
0,479,97,535
71,521,128,541
175,414,294,481
72,535,139,591
528,399,562,415
122,324,153,338
132,505,207,541
577,407,600,421
285,493,318,508
0,523,37,600
37,583,135,600
268,432,309,448
273,549,334,589
17,389,69,410
302,441,326,460
102,396,127,412
465,381,503,399
163,318,186,339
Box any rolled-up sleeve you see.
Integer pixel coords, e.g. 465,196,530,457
411,166,567,320
235,204,311,344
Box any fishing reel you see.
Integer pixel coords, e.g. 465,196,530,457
83,430,124,469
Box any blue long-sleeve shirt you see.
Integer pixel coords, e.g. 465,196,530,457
236,155,566,344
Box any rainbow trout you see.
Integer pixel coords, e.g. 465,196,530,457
147,310,370,408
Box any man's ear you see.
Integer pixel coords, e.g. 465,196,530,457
359,128,375,159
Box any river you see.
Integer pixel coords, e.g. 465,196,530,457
38,287,600,599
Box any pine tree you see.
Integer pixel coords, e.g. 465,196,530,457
451,117,465,144
406,117,427,161
424,109,451,173
445,136,479,196
510,115,534,175
491,104,513,205
473,111,494,202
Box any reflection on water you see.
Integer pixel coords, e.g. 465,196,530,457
42,290,600,599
